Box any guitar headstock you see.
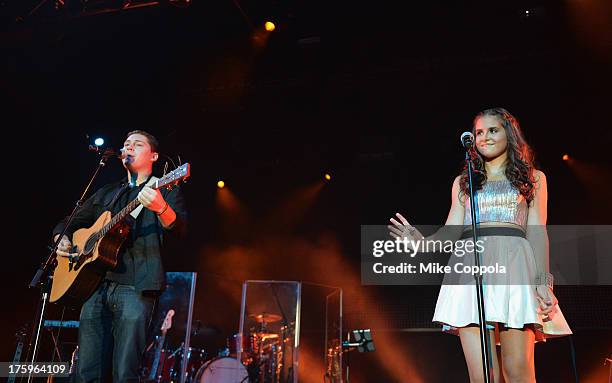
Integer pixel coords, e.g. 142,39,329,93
161,309,175,333
155,163,190,190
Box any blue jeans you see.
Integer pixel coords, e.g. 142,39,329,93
77,281,155,383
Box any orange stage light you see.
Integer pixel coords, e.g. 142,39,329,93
562,154,570,161
217,180,225,188
264,21,276,32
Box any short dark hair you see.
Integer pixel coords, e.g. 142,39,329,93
126,130,159,152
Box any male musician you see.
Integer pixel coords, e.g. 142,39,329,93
53,130,187,382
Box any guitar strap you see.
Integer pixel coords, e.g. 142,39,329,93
130,176,159,219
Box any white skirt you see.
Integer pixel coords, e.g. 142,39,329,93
432,235,572,343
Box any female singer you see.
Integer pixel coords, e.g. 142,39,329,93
389,108,572,382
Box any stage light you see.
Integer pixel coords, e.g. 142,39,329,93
264,21,276,32
217,180,225,189
324,173,331,181
94,138,105,146
563,154,570,161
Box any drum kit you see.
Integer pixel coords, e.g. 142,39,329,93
143,312,290,383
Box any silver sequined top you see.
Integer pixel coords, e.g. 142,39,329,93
464,178,528,229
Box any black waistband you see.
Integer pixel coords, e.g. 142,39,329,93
460,227,526,240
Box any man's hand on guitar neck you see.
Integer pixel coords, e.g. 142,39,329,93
138,186,177,229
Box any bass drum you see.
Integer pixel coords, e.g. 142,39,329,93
195,357,249,383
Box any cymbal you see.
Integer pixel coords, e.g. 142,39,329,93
249,313,282,323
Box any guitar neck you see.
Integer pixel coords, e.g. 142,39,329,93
148,331,167,380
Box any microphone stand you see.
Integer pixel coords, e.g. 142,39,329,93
465,145,494,383
25,150,115,380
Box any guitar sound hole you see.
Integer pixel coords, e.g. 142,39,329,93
84,235,98,255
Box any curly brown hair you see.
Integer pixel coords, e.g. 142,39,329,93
459,107,537,203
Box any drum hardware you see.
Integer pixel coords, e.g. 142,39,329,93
140,310,295,383
168,346,207,383
242,312,293,383
248,313,282,324
143,345,207,383
325,340,342,383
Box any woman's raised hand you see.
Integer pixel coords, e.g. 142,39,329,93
388,213,424,241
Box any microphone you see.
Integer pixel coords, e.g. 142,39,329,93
460,131,475,149
88,145,124,159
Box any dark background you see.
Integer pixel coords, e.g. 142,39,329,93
2,0,611,381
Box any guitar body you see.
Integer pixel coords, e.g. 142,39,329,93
50,210,131,306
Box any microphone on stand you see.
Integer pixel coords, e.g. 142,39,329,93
460,131,475,149
460,131,479,160
88,145,124,159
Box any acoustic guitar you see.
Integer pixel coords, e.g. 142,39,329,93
50,163,190,306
